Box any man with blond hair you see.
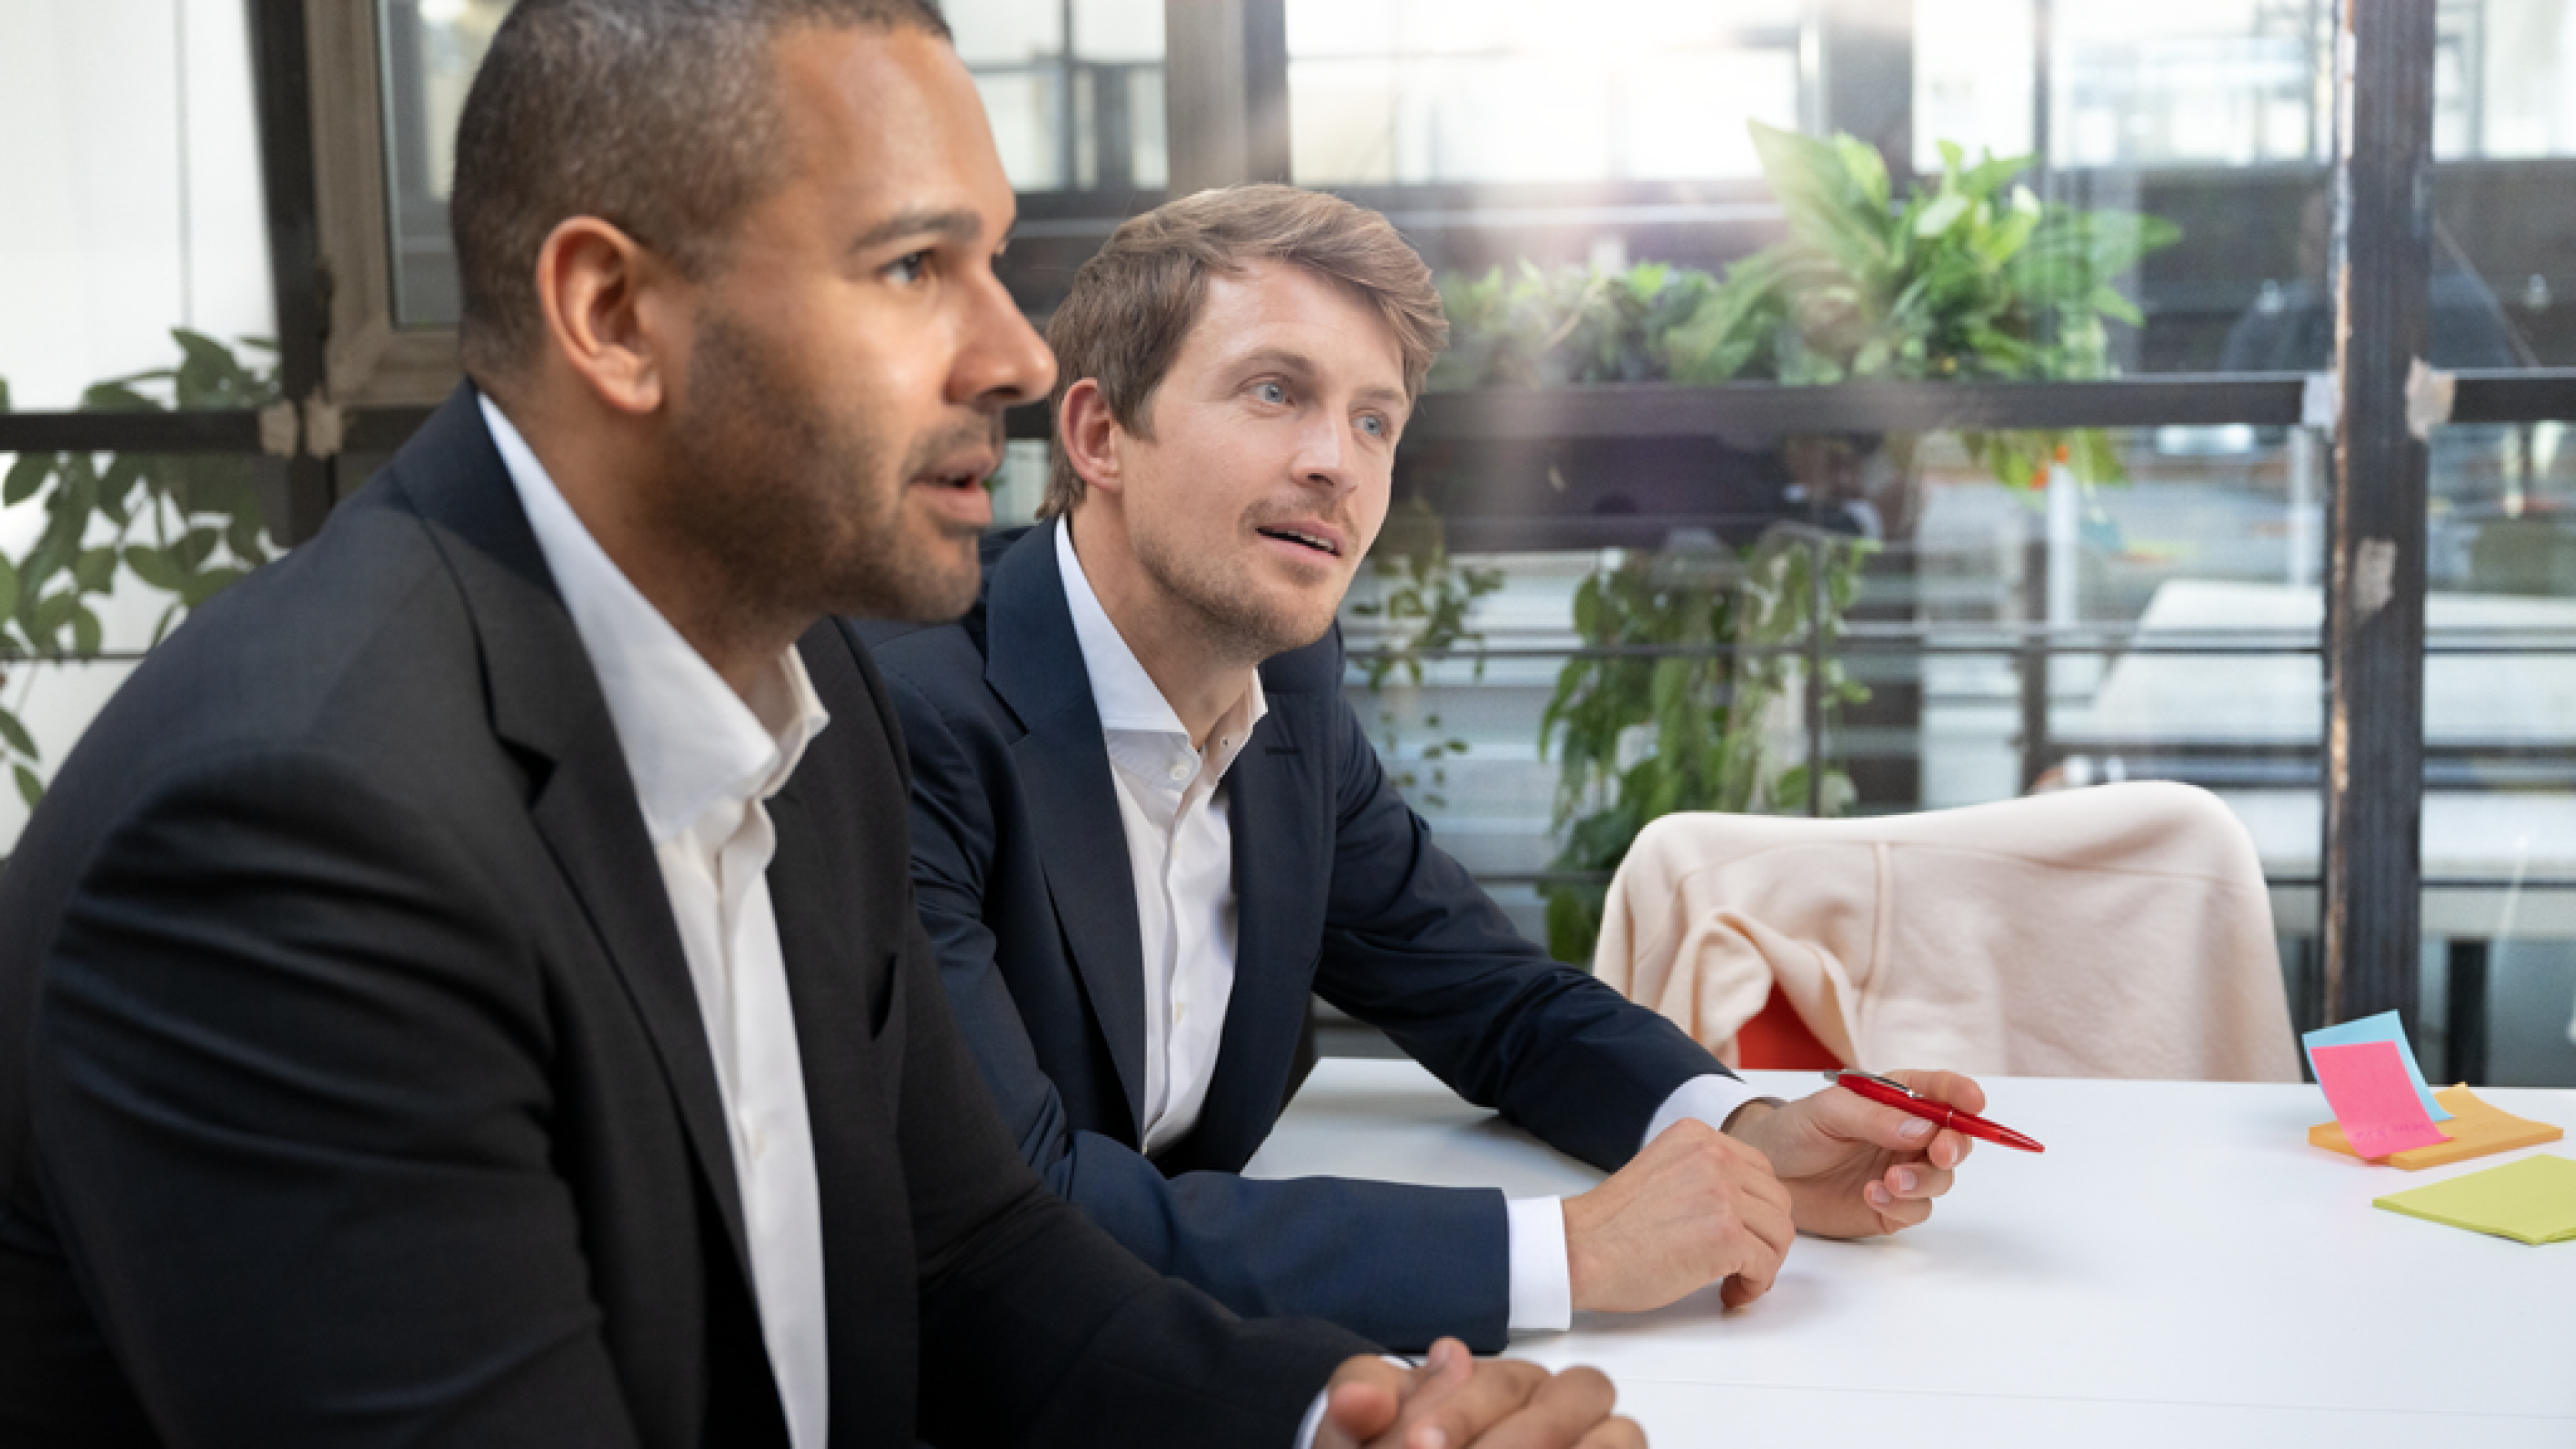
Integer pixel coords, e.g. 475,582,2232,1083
859,184,1988,1354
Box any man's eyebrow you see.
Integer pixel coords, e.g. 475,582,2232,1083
847,207,985,254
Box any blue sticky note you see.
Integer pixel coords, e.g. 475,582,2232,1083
2304,1011,2452,1122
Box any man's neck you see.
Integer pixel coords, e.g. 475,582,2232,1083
1063,508,1255,752
504,391,802,701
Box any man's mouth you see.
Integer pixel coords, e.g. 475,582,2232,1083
916,457,995,490
1255,526,1342,557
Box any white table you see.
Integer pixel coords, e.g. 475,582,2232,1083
1246,1059,2576,1448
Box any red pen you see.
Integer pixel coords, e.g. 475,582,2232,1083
1825,1069,2046,1153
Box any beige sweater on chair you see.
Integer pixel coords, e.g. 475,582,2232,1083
1593,782,2300,1082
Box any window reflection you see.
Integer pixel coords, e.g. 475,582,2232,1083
955,0,1167,191
1287,0,1802,185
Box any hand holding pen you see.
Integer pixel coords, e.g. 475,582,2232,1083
1719,1067,1990,1241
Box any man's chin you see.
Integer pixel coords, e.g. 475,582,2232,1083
841,540,981,624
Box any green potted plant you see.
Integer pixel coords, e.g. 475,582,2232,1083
1536,527,1872,964
1662,121,2180,535
1414,124,2179,966
0,331,280,808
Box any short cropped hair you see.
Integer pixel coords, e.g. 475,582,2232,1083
1040,185,1448,517
451,0,951,382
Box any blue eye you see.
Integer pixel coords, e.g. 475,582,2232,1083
1358,414,1388,438
1254,380,1288,405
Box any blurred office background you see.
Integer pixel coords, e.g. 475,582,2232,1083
9,0,2576,1085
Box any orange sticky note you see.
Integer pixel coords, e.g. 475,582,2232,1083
2313,1040,2451,1159
2311,1084,2564,1169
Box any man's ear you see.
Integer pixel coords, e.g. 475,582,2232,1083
1057,378,1126,497
533,216,683,417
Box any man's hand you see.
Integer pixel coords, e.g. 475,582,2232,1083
1721,1069,1983,1240
1562,1118,1795,1313
1318,1339,1643,1449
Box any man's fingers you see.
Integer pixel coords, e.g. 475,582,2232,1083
1328,1379,1402,1444
1577,1416,1648,1449
1373,1357,1546,1449
1890,1068,1987,1117
1929,1128,1975,1170
1444,1364,1619,1449
1325,1350,1422,1446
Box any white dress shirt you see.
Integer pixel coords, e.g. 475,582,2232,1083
485,396,831,1449
1054,523,1762,1336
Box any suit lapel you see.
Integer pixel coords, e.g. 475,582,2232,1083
983,523,1151,1136
393,384,751,1267
1171,680,1333,1171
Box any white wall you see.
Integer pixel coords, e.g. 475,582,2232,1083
0,0,273,849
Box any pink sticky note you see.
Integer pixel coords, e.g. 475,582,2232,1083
2313,1040,2452,1159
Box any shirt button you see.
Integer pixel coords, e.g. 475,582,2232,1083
745,1121,767,1160
1168,763,1189,783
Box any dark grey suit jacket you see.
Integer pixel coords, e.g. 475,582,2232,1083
0,388,1368,1446
857,523,1729,1353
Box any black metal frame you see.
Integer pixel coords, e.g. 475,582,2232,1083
2322,0,2435,1034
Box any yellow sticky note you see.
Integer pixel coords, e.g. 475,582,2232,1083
2373,1154,2576,1245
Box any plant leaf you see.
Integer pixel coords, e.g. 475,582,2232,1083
179,566,250,609
72,547,116,592
125,545,184,592
3,453,49,506
0,707,37,758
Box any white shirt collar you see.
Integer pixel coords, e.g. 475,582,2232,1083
1054,517,1267,747
479,393,828,842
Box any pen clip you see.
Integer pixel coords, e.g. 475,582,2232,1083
1825,1068,1924,1099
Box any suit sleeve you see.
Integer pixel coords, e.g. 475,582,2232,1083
1307,674,1734,1174
32,753,643,1448
873,644,1516,1354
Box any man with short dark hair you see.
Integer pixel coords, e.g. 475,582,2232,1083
0,5,1636,1444
861,184,1988,1354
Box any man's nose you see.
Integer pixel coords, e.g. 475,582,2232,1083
953,274,1057,411
1293,411,1356,494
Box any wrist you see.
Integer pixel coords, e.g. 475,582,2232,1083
1721,1095,1786,1138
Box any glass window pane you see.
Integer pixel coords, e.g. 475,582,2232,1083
1914,0,2035,168
951,0,1065,64
976,69,1069,191
953,0,1165,194
0,0,276,408
1288,0,1804,186
2469,0,2576,158
382,0,513,329
2419,418,2576,1085
1071,0,1161,61
2051,1,2330,169
1341,425,2327,964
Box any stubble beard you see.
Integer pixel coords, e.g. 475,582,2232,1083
660,308,988,638
1130,508,1344,669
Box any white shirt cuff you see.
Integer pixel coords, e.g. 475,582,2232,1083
1642,1071,1768,1150
1505,1194,1572,1335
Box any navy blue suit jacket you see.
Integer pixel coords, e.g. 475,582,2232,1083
854,522,1729,1352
